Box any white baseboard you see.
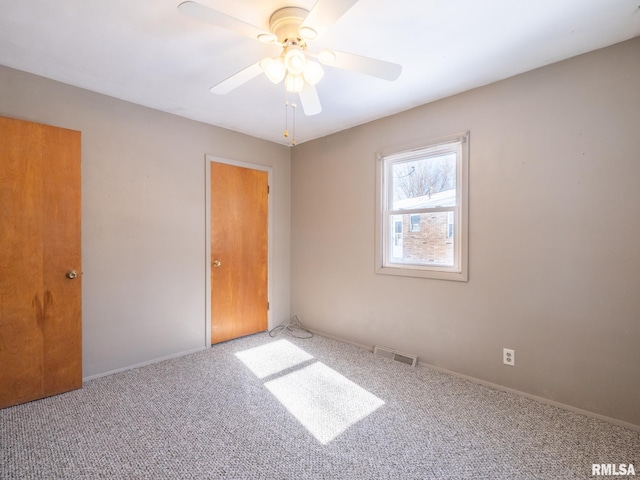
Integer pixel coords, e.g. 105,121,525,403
308,328,374,352
309,328,640,433
82,346,207,382
418,362,640,433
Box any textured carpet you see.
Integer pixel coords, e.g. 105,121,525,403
1,332,638,479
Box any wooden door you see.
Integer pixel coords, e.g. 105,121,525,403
0,116,82,408
210,162,268,344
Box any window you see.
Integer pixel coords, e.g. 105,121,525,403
375,132,469,281
410,214,421,232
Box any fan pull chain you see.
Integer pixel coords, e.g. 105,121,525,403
284,88,289,140
291,102,296,146
283,88,296,147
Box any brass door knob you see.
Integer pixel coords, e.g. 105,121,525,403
66,270,78,279
213,260,221,268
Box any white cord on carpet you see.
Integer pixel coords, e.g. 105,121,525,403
268,315,313,339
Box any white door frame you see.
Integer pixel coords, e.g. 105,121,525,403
205,155,274,346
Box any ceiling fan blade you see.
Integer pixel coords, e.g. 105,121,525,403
299,84,322,116
300,0,359,40
320,50,402,81
209,60,265,95
178,1,271,41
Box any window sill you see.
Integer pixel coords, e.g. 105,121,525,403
376,264,468,282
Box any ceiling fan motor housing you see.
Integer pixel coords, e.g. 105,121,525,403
269,7,310,45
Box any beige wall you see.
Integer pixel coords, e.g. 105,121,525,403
2,37,638,427
0,65,291,378
291,37,640,427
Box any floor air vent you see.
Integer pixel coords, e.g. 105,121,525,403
373,345,418,367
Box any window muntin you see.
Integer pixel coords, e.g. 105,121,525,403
376,132,469,281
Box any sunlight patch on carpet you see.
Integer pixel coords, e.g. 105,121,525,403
264,361,385,444
236,339,385,444
235,339,313,379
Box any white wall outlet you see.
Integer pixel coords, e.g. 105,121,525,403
503,348,515,366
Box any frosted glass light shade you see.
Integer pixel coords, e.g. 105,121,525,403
303,61,324,85
285,73,304,93
263,58,286,84
284,48,307,75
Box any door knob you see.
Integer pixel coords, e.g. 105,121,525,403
66,270,78,279
213,260,221,268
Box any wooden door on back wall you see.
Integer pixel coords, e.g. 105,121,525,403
0,116,82,408
210,161,268,344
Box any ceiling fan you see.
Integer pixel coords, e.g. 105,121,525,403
177,0,402,116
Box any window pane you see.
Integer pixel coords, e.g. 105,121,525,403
388,212,454,267
391,153,456,210
410,214,420,232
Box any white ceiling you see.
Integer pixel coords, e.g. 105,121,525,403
1,0,639,145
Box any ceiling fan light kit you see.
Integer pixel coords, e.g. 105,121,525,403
283,45,307,75
262,58,286,84
302,61,324,85
177,0,402,144
285,73,304,93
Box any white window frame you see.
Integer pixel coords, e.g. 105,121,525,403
375,132,469,281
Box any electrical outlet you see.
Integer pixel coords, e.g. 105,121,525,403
503,348,515,366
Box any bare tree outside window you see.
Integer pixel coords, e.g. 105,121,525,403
392,153,456,202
